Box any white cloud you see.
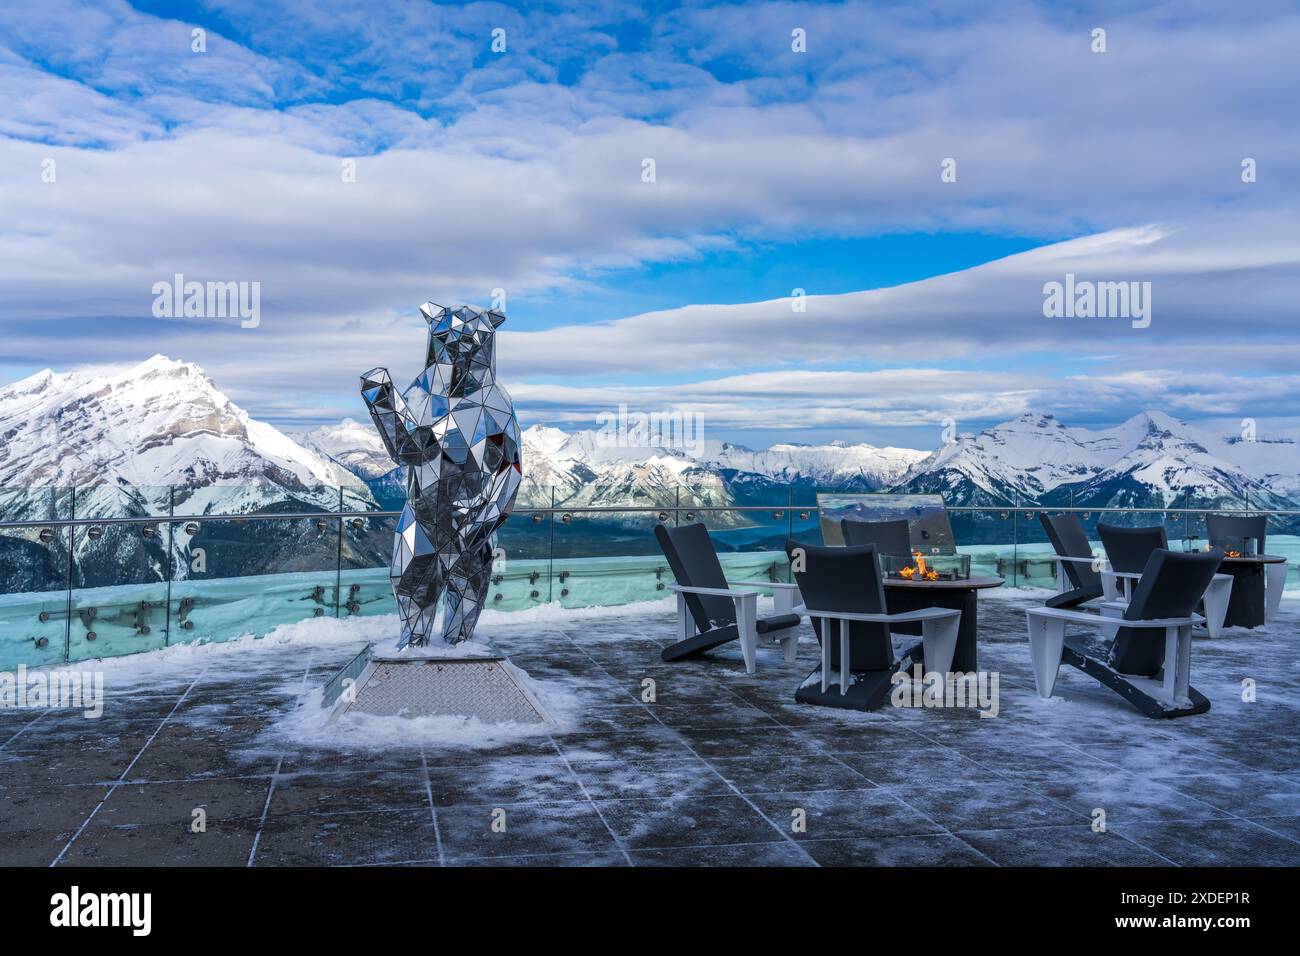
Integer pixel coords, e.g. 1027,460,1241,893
1,0,1299,438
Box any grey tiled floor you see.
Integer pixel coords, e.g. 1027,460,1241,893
3,593,1299,867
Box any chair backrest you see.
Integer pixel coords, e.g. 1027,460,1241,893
1205,513,1267,555
1110,549,1222,676
784,540,893,671
840,518,912,557
1097,522,1168,574
654,523,734,632
786,541,887,615
1039,513,1101,591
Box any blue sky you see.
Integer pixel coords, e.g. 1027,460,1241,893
2,0,1299,450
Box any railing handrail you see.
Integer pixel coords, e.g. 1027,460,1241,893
3,503,1300,531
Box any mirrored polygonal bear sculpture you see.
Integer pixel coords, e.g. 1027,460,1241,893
361,303,522,647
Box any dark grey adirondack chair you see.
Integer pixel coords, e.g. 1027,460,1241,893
1040,513,1104,609
1097,522,1168,573
654,523,800,673
1026,548,1222,718
785,540,959,711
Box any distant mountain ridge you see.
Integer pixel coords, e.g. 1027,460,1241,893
299,417,930,515
302,410,1300,524
4,355,1297,527
896,411,1297,511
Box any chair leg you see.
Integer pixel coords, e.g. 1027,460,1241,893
780,631,799,663
1175,624,1192,705
839,620,851,695
1202,576,1231,638
1026,613,1066,699
819,619,831,694
921,616,958,676
1161,625,1192,707
676,592,693,644
1099,602,1123,642
1266,562,1287,622
736,600,758,674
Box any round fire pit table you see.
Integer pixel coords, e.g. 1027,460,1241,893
881,575,1004,673
1216,554,1287,629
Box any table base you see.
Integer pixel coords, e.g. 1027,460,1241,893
884,586,981,672
1221,563,1267,629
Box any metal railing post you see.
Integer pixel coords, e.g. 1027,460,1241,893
164,485,174,645
62,485,75,663
334,485,344,618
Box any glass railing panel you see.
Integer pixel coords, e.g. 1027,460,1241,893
0,488,75,668
698,506,793,589
478,505,553,612
338,511,396,621
1013,508,1057,590
785,507,824,553
337,479,397,623
786,506,819,549
784,484,821,552
1160,508,1186,554
953,508,1017,583
0,521,72,669
166,509,345,648
550,498,668,609
68,518,170,662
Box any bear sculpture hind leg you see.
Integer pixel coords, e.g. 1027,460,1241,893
394,554,444,647
441,540,494,645
391,504,445,647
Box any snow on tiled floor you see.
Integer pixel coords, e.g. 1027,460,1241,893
2,594,1299,867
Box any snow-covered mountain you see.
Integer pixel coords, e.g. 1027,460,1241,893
0,355,380,587
4,351,1299,583
0,354,367,512
511,425,926,516
298,418,393,480
302,410,1300,521
298,417,406,508
712,440,926,489
895,411,1295,510
295,418,927,518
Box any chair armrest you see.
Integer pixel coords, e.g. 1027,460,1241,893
792,604,959,625
1027,606,1203,628
666,584,762,598
1114,614,1205,628
730,580,801,590
1055,555,1104,566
